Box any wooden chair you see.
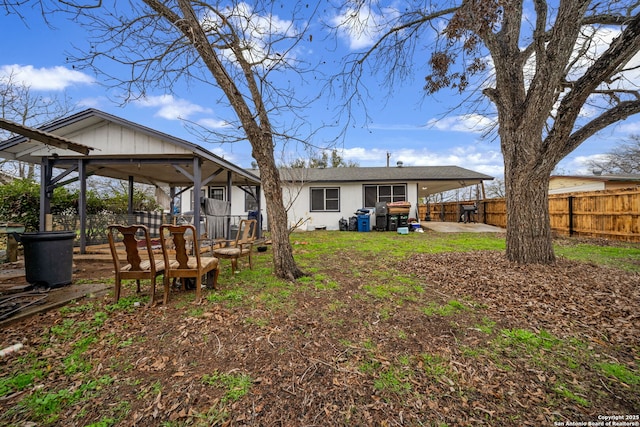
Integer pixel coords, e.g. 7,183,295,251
160,223,220,304
107,224,165,307
212,219,257,275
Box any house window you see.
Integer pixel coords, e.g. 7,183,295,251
208,187,225,200
244,187,259,212
310,187,340,211
363,184,407,207
190,187,224,210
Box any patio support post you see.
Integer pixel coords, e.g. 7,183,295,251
128,176,134,218
256,184,262,238
226,171,232,239
169,186,176,222
39,158,53,232
78,159,87,253
193,157,202,236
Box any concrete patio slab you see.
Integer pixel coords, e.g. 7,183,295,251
420,221,505,233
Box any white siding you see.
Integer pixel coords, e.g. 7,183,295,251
179,180,421,232
31,122,192,156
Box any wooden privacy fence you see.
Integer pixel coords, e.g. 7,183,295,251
427,188,640,242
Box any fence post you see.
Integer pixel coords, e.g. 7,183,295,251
482,201,486,224
568,196,574,236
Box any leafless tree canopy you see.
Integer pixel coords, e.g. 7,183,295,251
5,0,332,280
0,71,75,179
588,134,640,174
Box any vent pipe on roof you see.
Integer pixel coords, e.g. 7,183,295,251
592,169,602,176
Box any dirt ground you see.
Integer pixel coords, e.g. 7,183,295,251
0,237,639,426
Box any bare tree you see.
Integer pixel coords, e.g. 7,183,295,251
0,71,75,179
332,1,640,264
485,178,505,199
48,0,331,280
285,148,359,168
588,135,640,174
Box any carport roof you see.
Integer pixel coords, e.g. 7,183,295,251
0,108,260,187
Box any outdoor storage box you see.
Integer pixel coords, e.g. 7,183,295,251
387,202,411,214
397,227,409,235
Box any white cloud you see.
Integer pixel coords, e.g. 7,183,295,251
77,96,106,109
0,64,93,90
134,94,212,120
330,5,396,50
427,114,495,133
615,120,640,135
340,145,504,176
197,117,231,129
557,154,604,175
201,2,298,69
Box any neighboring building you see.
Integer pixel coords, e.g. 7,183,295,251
549,173,640,194
203,165,493,231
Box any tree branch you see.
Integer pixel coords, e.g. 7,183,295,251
356,7,459,66
564,100,640,157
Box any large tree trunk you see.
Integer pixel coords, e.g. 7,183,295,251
501,123,557,264
504,166,555,264
253,135,305,281
163,1,306,282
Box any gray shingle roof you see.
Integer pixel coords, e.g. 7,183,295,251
272,166,494,183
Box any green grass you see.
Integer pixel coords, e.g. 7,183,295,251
201,370,253,403
374,365,412,395
0,368,45,397
302,230,639,271
423,299,467,316
598,363,640,385
206,288,249,306
2,230,638,425
554,383,590,407
555,241,640,272
499,328,559,351
421,353,450,379
105,295,148,313
24,376,114,424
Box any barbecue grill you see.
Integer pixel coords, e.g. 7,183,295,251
459,204,477,223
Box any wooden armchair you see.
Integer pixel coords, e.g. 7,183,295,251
160,223,220,304
107,224,165,307
212,219,257,275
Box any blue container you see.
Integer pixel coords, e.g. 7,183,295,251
357,215,370,232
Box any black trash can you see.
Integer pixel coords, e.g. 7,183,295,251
20,231,75,288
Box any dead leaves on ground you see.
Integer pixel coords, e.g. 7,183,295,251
0,250,638,426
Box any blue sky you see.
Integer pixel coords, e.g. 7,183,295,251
1,2,639,179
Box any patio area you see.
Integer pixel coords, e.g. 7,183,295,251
420,221,505,233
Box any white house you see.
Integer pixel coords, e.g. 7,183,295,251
183,165,493,232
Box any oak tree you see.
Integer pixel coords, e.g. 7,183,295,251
333,0,640,263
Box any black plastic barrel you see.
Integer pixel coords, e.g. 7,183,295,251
20,231,75,288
